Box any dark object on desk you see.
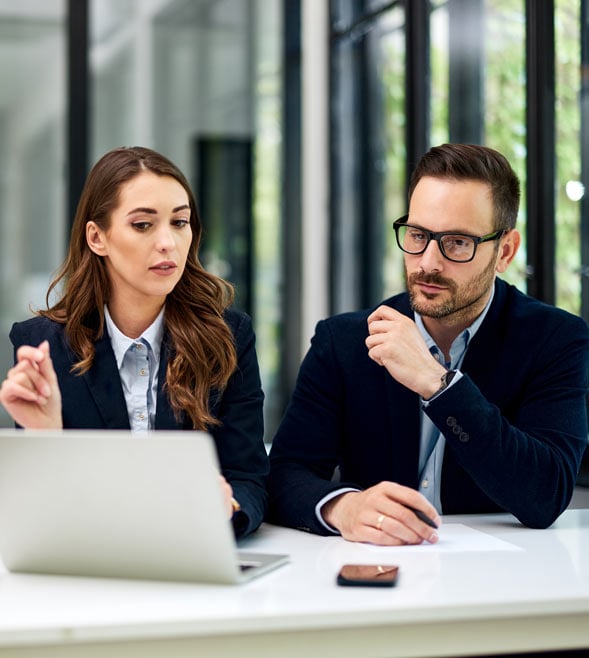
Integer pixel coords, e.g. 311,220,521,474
337,564,399,587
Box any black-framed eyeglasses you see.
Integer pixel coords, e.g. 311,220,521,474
393,215,505,263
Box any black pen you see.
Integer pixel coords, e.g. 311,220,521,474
409,506,439,529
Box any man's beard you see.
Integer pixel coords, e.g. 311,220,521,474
406,257,496,321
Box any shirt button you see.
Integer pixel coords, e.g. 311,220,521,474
139,369,146,376
137,413,145,420
136,343,143,350
422,479,429,488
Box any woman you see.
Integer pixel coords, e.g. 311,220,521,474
0,146,268,538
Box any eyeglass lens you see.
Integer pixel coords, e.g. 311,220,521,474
397,225,476,262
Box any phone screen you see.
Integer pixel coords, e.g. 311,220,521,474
337,564,399,587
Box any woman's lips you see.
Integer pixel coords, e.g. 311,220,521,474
149,262,177,275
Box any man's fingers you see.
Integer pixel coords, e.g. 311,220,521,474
366,305,401,324
355,526,406,546
366,320,393,336
366,482,441,542
384,482,441,526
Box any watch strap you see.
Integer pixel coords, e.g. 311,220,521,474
427,368,458,400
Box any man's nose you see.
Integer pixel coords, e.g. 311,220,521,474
417,238,445,271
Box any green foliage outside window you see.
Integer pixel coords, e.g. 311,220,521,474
555,0,582,314
381,0,583,316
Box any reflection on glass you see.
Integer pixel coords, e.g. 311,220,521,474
484,0,526,289
89,0,283,439
381,7,407,297
0,1,66,427
431,0,527,290
555,0,581,314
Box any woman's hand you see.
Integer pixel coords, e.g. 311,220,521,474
219,474,236,519
0,341,63,429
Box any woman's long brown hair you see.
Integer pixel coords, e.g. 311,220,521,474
38,146,237,429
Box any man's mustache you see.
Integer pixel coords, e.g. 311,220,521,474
407,272,456,290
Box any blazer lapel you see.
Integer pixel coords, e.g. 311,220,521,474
460,278,508,401
384,295,421,489
384,363,421,489
82,332,130,429
154,337,186,429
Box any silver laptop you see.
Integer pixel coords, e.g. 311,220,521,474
0,429,288,584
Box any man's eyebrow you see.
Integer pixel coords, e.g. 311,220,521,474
126,204,190,216
409,222,476,236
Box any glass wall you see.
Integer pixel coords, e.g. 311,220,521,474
331,2,406,312
330,0,588,324
429,0,527,289
1,0,586,431
555,0,582,314
89,0,284,438
0,0,66,427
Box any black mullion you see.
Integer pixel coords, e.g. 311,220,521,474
360,27,383,307
404,0,430,189
329,10,370,313
525,0,556,304
448,0,484,144
67,0,90,233
280,0,302,401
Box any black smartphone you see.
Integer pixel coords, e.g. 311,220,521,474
336,563,399,587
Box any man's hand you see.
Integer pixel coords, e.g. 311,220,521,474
322,481,441,546
365,306,447,398
0,341,63,429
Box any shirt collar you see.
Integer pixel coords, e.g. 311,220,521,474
104,305,165,369
414,283,496,358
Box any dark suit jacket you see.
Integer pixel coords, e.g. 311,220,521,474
268,279,589,532
9,309,269,538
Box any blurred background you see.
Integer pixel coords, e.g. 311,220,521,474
0,0,587,448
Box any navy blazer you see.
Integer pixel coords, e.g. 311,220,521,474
268,279,589,532
9,309,269,538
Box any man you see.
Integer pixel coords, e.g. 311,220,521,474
268,143,589,546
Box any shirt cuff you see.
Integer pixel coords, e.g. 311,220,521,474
315,487,360,534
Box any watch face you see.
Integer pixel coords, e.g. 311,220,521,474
444,369,457,387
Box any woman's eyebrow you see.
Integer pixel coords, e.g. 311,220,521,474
127,207,157,216
126,204,190,216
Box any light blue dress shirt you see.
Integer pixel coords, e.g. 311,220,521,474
417,287,494,512
104,305,165,433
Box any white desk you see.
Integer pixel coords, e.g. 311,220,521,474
1,509,588,658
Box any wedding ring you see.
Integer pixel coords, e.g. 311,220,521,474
376,514,385,531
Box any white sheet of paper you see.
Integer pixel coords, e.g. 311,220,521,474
363,523,522,553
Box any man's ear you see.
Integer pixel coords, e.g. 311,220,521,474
496,228,521,274
86,221,107,256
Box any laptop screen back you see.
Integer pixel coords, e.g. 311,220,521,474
0,430,245,583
